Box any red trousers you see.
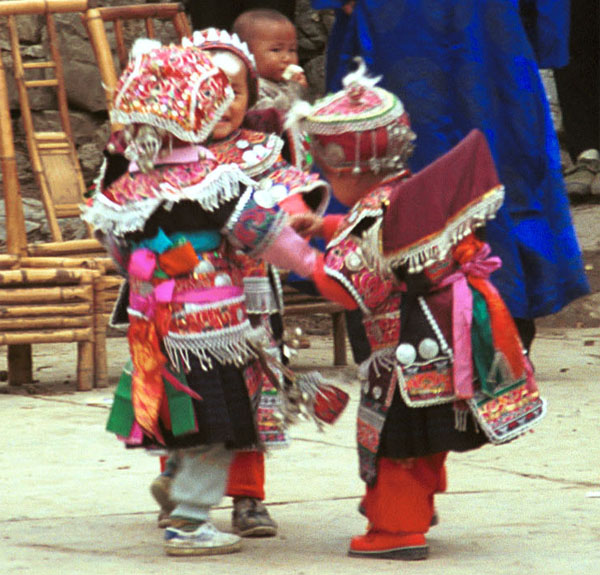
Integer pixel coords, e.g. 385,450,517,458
160,450,266,500
226,450,265,500
361,453,447,534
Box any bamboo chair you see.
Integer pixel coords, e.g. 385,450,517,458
83,2,191,117
0,267,99,391
0,0,116,388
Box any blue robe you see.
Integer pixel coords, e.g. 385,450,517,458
313,0,589,318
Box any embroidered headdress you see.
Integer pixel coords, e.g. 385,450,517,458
289,58,415,174
112,41,233,145
183,28,259,107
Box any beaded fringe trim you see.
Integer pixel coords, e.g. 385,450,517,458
82,164,253,236
326,205,384,249
163,323,267,371
243,277,281,314
381,186,505,274
358,347,396,382
454,404,472,432
323,266,371,316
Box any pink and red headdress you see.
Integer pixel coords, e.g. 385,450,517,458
290,58,416,174
112,42,233,144
183,28,259,108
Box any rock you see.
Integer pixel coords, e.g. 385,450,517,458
296,0,334,98
77,142,104,185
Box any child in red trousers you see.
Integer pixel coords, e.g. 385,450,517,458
288,59,546,560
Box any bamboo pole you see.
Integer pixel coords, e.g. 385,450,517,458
0,316,91,330
95,3,186,22
81,7,119,113
77,340,94,391
93,277,109,388
113,19,128,69
0,1,89,16
0,303,93,317
19,256,109,269
173,11,192,39
0,268,94,284
0,285,93,304
6,15,63,241
145,17,155,39
0,47,27,255
0,328,93,345
0,255,19,269
27,238,106,256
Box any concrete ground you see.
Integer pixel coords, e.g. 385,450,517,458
1,204,599,574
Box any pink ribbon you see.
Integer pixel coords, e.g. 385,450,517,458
262,225,317,278
128,145,216,173
436,243,501,399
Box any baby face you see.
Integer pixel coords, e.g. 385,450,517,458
248,20,298,83
211,53,250,140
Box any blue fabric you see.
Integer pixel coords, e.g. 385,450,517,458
171,230,222,252
314,0,588,319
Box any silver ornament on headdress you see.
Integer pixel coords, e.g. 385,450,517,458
123,124,169,173
183,28,257,70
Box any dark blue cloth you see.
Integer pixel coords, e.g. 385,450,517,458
313,0,589,319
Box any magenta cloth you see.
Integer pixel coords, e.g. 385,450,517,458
129,284,244,318
154,279,175,303
437,242,502,399
173,285,243,303
128,145,215,172
119,420,145,446
127,248,156,281
382,130,500,257
262,225,317,278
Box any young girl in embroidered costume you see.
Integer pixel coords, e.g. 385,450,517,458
82,42,332,557
287,60,547,560
148,27,332,538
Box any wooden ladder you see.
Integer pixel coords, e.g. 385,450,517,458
5,4,90,242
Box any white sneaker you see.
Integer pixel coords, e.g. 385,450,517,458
164,520,242,556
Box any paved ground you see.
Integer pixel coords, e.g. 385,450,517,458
1,205,599,574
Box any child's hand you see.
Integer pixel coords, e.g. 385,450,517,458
288,213,324,238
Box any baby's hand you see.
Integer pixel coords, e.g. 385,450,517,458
291,70,308,88
282,64,307,87
288,213,324,238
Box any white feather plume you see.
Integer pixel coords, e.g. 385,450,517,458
284,99,314,131
342,56,382,90
129,38,162,61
